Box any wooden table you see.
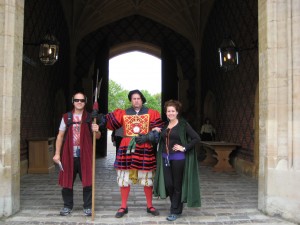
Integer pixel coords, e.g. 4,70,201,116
200,141,239,172
28,137,56,174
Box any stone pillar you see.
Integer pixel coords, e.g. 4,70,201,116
258,0,300,223
0,1,24,217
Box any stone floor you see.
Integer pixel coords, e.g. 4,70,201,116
0,140,297,225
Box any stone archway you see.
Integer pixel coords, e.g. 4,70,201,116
73,15,196,113
110,41,161,59
1,1,300,223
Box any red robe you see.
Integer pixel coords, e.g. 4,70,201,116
106,106,164,171
58,110,93,189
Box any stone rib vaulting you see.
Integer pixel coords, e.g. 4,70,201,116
0,0,299,224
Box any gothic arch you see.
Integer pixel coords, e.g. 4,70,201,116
74,15,196,88
109,41,161,59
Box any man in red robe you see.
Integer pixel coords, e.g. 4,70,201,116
105,89,164,218
53,92,101,216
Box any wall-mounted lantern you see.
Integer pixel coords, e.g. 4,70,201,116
218,38,239,72
39,33,59,65
24,31,59,66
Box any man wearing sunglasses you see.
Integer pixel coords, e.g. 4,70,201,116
53,92,101,217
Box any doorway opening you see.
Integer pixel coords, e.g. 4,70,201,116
107,50,162,153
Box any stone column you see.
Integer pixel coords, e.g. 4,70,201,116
0,1,24,217
258,0,300,223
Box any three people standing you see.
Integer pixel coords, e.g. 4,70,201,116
53,91,201,221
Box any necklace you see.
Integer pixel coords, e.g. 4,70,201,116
168,119,178,129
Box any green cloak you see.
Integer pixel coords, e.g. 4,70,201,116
153,118,201,207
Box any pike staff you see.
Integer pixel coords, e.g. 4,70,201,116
91,70,102,220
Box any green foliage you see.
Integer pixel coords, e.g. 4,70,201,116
139,89,161,113
108,80,128,112
108,80,161,113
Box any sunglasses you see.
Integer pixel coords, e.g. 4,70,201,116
74,99,86,103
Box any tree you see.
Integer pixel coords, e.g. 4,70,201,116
108,80,161,113
139,90,161,113
108,80,128,112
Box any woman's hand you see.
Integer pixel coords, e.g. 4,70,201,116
173,144,186,152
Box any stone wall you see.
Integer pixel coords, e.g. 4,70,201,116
258,0,300,223
0,1,24,217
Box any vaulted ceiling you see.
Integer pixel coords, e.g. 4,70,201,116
60,0,214,49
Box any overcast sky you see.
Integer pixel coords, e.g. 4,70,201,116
109,51,161,94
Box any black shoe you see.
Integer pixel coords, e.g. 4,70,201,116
83,208,92,216
115,207,128,218
146,207,159,216
60,207,72,216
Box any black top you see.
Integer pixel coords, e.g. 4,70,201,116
161,122,200,153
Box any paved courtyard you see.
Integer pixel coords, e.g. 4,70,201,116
1,137,296,225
